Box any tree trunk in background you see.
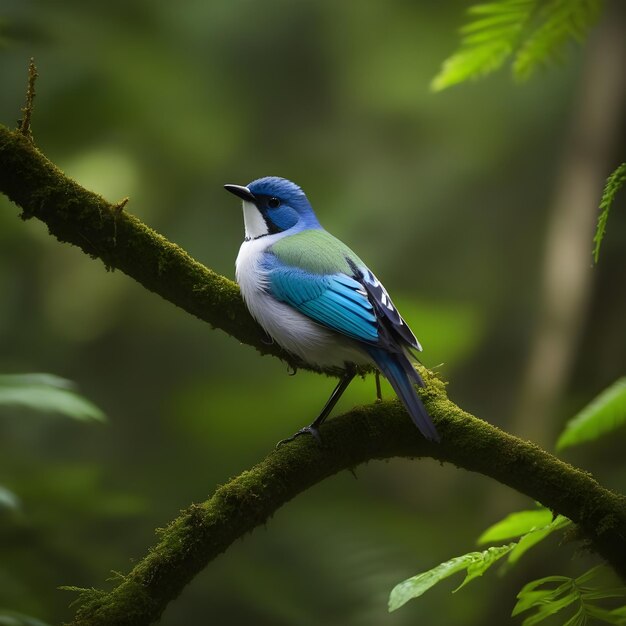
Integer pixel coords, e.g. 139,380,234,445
512,2,626,445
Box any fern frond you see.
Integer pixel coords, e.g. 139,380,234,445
514,0,604,80
435,0,605,90
593,162,626,264
513,565,626,626
432,0,538,91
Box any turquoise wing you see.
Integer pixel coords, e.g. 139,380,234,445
266,229,421,351
265,258,379,343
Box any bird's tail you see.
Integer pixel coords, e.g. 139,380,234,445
367,347,440,442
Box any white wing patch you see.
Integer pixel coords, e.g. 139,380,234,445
369,273,398,314
362,269,421,350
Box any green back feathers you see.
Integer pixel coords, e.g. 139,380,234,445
269,229,364,275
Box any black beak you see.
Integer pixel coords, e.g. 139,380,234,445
224,184,256,202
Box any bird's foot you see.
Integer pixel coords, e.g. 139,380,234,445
276,424,322,448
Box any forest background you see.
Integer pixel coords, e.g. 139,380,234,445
1,1,625,624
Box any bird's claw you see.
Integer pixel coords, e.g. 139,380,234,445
276,425,322,448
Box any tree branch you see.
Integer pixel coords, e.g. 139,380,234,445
2,124,626,624
0,125,303,372
66,383,626,626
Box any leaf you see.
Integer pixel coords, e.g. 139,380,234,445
513,566,626,626
513,0,603,80
513,577,573,616
434,0,603,90
0,374,105,422
576,564,607,585
507,515,570,565
388,543,515,611
478,508,553,544
0,486,20,512
584,604,626,624
594,162,626,264
611,605,626,617
518,575,573,593
0,373,75,389
562,606,586,626
521,591,578,625
478,507,570,566
582,588,626,601
455,544,518,590
432,0,538,91
514,588,570,617
0,612,50,626
556,378,626,451
514,576,577,622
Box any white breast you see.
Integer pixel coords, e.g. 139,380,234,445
235,236,371,370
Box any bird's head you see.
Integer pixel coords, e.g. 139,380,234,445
224,176,320,240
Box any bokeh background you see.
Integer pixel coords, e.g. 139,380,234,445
1,1,625,624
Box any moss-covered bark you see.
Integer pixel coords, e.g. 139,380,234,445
2,123,626,625
67,377,626,625
0,125,298,369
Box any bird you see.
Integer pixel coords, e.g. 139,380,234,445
224,176,439,444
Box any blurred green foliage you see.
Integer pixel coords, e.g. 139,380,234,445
0,1,625,625
557,378,626,451
432,0,602,90
0,611,50,626
0,374,105,422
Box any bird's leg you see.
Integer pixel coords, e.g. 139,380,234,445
310,372,355,430
277,371,356,447
375,371,382,402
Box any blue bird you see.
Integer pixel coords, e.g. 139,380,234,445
225,177,439,444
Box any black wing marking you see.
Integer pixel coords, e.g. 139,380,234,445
346,258,422,352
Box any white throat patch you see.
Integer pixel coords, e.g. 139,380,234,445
242,200,268,239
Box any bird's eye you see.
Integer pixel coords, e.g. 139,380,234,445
267,197,281,209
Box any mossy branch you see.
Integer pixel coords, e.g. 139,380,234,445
2,124,626,624
0,124,301,370
66,380,626,626
0,125,368,378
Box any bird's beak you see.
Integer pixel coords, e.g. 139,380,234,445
224,184,256,203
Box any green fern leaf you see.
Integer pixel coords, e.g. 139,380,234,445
435,0,605,89
432,0,538,91
514,0,604,80
513,576,573,616
513,566,626,626
594,162,626,263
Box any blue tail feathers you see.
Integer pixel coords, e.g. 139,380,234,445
367,348,440,442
